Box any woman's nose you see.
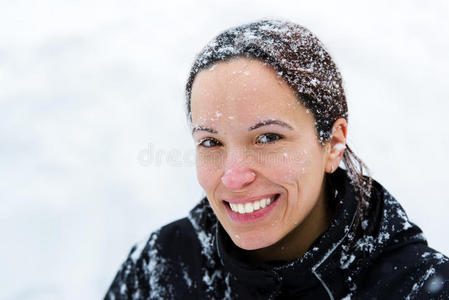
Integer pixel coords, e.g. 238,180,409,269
221,167,256,191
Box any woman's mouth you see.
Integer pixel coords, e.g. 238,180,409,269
223,194,280,223
228,194,278,213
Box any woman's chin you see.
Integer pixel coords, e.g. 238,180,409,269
230,231,279,251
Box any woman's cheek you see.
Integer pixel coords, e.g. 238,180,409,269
196,151,224,191
263,148,311,183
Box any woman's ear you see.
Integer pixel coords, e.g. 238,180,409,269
325,118,348,173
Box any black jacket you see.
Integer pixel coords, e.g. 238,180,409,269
105,168,449,299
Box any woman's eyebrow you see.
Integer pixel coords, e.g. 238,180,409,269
192,119,293,134
249,119,294,131
192,126,218,135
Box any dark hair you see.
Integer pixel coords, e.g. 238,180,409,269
185,19,372,234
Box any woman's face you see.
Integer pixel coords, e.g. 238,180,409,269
190,58,331,250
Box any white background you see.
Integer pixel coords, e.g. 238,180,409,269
1,0,448,299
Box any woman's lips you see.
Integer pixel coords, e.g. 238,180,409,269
223,193,280,223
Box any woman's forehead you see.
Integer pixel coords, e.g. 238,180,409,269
190,58,302,125
191,58,286,97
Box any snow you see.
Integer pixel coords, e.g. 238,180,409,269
422,251,449,265
396,208,413,230
202,269,223,286
354,235,375,253
144,232,174,299
181,262,193,288
224,274,233,300
1,1,449,299
188,207,216,264
119,283,126,295
333,143,346,151
361,220,368,230
129,235,151,262
406,267,436,300
340,253,356,269
425,274,445,294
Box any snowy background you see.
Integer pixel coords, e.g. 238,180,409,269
1,0,448,299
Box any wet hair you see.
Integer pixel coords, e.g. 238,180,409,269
185,19,372,234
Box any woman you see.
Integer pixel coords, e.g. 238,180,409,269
105,20,449,299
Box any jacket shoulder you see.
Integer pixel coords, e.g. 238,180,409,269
406,245,449,299
104,217,204,300
355,242,449,299
344,176,449,299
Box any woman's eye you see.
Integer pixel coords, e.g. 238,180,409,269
256,133,282,144
198,137,222,148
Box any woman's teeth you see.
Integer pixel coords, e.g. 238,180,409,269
229,197,274,214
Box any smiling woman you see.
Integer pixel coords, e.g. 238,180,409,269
105,20,449,299
190,58,341,258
